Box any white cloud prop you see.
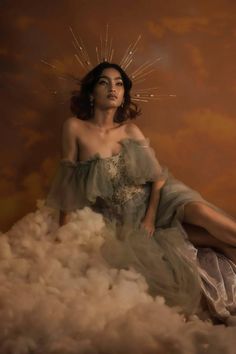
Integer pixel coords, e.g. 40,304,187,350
0,201,235,354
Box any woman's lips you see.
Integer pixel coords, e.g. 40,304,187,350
107,94,117,99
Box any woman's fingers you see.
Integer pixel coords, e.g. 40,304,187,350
145,227,154,238
140,221,155,238
148,230,154,238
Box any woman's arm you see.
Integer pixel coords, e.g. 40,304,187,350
141,179,165,237
145,179,165,222
59,118,79,226
126,123,167,236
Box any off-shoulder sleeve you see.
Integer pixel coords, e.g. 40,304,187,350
45,158,114,212
121,138,169,185
45,160,88,212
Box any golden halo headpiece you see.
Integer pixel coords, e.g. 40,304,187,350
41,24,175,103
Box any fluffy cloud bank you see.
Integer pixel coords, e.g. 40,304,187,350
0,202,236,353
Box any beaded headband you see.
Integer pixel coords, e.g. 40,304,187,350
41,24,175,103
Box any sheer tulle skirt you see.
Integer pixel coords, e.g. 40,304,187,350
99,172,236,322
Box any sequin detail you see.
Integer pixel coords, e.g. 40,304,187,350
102,151,146,206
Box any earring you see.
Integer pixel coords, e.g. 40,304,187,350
90,96,94,106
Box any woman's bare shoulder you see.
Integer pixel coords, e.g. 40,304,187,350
62,117,84,137
124,121,146,140
63,116,82,129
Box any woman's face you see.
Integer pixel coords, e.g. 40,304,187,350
91,68,125,110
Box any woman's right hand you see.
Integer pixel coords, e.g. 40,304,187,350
140,216,155,238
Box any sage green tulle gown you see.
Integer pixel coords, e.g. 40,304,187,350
46,137,236,321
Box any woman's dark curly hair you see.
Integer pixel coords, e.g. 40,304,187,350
70,62,141,123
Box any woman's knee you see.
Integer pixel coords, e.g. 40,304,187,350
183,202,209,225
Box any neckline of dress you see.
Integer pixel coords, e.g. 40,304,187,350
77,136,149,164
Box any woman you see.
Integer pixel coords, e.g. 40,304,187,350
46,61,236,324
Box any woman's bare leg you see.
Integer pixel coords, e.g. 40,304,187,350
182,201,236,247
183,223,225,248
183,222,236,263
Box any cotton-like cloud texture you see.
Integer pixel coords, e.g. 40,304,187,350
0,0,236,232
0,204,236,353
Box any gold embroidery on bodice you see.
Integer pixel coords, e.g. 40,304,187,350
102,151,146,206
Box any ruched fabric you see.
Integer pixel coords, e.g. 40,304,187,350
46,138,168,212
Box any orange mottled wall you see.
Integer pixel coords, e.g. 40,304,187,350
1,0,236,231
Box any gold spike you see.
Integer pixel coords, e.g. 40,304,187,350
120,43,132,67
108,37,113,62
110,48,114,62
133,87,160,92
69,26,92,69
130,78,147,85
121,47,138,69
41,58,79,83
40,59,57,69
96,46,100,64
132,68,156,82
79,36,91,65
131,57,161,81
105,23,109,61
131,93,176,102
100,35,104,61
74,54,86,69
132,97,149,102
97,23,114,62
120,35,141,68
131,59,153,77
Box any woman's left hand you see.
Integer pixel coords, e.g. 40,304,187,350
140,217,155,238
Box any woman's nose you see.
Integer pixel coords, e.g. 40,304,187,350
108,81,116,91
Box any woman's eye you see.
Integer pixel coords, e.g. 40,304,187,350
98,80,108,85
98,80,123,86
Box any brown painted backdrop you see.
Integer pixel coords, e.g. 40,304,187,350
1,0,236,232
